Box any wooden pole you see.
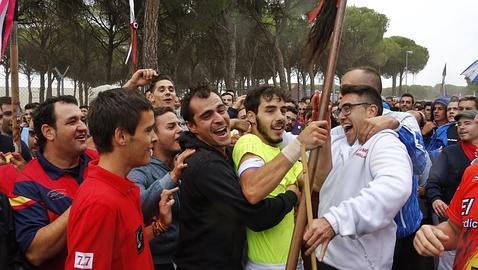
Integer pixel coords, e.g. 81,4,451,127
300,145,317,270
10,21,21,154
286,1,347,268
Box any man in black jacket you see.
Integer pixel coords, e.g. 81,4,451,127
426,110,478,269
175,86,309,270
426,110,478,217
0,191,29,270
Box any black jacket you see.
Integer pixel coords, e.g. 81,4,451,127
175,132,297,270
0,134,32,162
0,192,30,270
426,143,471,204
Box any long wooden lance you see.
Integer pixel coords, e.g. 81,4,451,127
10,21,21,154
285,0,347,268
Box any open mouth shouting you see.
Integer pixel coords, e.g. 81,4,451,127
213,126,229,138
341,122,357,145
342,123,353,135
163,97,174,104
75,133,87,143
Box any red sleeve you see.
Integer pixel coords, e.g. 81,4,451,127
66,202,117,270
0,164,18,195
447,166,474,227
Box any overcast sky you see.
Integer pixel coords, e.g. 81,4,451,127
347,0,478,87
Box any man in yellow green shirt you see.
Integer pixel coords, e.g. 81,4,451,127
232,85,328,269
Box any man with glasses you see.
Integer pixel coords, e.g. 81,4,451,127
322,66,428,270
303,84,412,269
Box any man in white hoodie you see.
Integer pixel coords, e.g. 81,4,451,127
303,84,413,269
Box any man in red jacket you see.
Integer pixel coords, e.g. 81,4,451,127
8,95,97,270
66,89,176,270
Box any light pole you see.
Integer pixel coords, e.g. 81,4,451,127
405,50,413,93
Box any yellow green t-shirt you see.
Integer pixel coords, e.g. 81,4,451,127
232,134,303,264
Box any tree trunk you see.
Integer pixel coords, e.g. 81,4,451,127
78,81,84,106
4,65,9,97
47,70,53,98
142,0,160,71
73,79,77,100
286,67,292,92
273,38,287,90
224,4,237,90
84,82,89,105
296,69,301,101
106,25,114,83
392,75,397,96
27,72,32,103
39,72,45,102
56,76,61,96
301,71,307,99
309,68,315,96
398,72,403,96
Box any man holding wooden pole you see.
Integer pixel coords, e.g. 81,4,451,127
232,85,328,269
303,84,412,269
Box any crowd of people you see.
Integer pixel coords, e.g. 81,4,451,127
0,66,477,270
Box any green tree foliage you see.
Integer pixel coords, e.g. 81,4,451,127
383,84,469,101
380,36,429,95
335,6,389,76
13,0,434,102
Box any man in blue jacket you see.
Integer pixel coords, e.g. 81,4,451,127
128,106,194,270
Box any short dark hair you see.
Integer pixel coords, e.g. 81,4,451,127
153,106,174,118
152,107,175,132
0,96,11,110
88,88,153,154
299,97,309,103
287,106,298,115
458,96,478,110
345,66,383,93
226,90,236,99
340,85,383,116
147,74,174,93
79,105,88,110
244,85,289,115
33,96,78,151
25,102,39,111
181,85,219,123
400,93,415,104
221,92,234,99
424,101,432,107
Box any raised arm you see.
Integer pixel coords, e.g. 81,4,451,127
122,69,158,91
235,121,328,204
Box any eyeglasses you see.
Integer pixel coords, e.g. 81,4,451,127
333,102,370,118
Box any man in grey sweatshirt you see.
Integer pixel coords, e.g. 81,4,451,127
128,106,194,270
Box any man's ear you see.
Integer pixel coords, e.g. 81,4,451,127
146,91,155,105
186,121,198,134
41,124,55,142
246,111,256,126
113,127,128,147
368,104,379,118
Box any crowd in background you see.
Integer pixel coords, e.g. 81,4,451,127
0,67,477,270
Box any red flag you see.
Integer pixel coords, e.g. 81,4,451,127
0,0,15,60
306,1,325,22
